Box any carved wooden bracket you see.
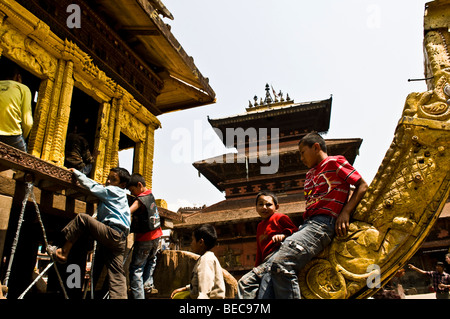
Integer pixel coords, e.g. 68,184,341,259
0,141,96,202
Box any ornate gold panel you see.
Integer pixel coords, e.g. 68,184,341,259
0,0,161,185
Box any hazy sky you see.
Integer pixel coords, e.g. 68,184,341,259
120,0,431,212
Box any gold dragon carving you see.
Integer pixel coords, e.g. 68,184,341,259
299,3,450,299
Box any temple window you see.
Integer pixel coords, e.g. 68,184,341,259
118,133,135,174
65,87,100,177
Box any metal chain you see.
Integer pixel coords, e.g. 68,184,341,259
2,183,32,297
28,183,69,299
3,182,69,299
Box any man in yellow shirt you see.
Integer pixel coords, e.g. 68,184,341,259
0,62,33,152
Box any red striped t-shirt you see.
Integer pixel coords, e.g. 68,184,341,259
303,155,362,220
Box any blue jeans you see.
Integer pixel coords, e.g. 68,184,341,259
80,163,92,175
129,238,161,299
259,215,335,299
0,135,27,152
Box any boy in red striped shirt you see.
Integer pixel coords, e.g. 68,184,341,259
258,132,368,298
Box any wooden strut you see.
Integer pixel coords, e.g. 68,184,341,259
81,242,96,300
3,178,69,299
82,240,97,300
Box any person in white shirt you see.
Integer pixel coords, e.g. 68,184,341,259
171,224,225,299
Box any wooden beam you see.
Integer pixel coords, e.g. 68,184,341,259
121,27,160,36
0,141,94,199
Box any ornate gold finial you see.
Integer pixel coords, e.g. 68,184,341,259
246,84,294,111
264,83,272,104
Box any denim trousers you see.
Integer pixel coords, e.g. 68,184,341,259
129,238,161,299
80,163,92,175
0,135,27,152
258,215,335,299
62,213,128,299
237,252,276,299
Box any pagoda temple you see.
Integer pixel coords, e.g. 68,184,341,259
172,84,363,277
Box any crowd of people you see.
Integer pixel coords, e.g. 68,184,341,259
45,132,372,299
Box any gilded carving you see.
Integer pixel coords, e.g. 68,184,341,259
100,98,118,182
144,126,156,187
41,59,65,161
0,22,56,77
133,142,145,177
299,259,347,299
92,102,111,182
0,10,5,27
111,98,122,169
0,1,162,187
121,109,147,143
28,78,54,157
50,60,74,166
0,141,75,186
29,20,50,42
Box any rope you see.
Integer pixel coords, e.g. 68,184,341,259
3,182,69,299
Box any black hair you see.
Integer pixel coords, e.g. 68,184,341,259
110,167,131,185
299,132,327,153
193,224,218,250
255,191,279,206
128,172,146,188
0,59,21,80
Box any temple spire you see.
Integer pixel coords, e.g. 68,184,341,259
246,83,293,111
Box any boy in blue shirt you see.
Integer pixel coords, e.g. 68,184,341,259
47,167,131,299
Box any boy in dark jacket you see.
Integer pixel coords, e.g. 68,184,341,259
127,173,162,299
